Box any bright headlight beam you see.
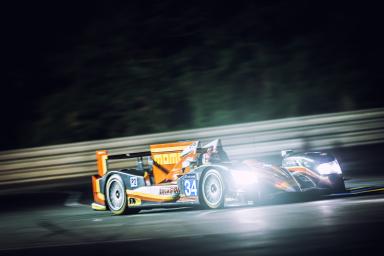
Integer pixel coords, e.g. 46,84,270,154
233,171,258,186
316,160,342,175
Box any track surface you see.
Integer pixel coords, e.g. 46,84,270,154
1,178,384,256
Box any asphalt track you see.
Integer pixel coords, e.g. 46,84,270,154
0,178,384,256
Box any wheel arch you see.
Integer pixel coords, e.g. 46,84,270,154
103,171,143,215
100,170,145,197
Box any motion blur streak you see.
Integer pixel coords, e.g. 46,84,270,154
0,108,383,189
342,197,384,204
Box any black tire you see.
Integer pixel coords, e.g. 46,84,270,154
199,169,225,209
106,174,140,215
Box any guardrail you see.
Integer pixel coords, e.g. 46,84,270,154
1,108,384,186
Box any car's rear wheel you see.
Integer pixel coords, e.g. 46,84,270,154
199,169,225,209
106,174,140,215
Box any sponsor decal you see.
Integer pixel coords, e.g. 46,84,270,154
153,152,181,165
130,176,138,187
184,179,198,196
159,186,180,195
128,197,142,206
184,173,197,179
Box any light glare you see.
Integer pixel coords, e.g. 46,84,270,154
316,160,342,175
233,171,258,186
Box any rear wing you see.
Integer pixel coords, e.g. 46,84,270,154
96,150,151,177
96,141,200,183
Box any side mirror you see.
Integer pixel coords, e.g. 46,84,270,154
281,150,294,158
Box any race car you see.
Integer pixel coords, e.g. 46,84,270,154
281,150,346,193
91,139,345,215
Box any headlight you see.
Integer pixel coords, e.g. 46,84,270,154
316,160,342,175
233,171,258,186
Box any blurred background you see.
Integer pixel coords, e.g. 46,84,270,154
2,0,383,150
1,2,384,255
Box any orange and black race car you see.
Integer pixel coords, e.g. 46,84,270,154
91,139,345,215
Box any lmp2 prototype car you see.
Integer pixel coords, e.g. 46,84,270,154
91,139,345,215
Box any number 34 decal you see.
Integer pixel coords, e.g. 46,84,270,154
184,179,198,196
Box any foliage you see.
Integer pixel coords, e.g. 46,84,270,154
2,1,383,149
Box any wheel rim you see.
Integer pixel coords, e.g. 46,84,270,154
107,179,125,211
202,171,223,206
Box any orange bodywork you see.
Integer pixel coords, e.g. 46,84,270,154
91,141,199,207
286,166,332,185
150,141,198,184
92,150,109,206
96,150,108,176
92,175,105,205
286,166,320,180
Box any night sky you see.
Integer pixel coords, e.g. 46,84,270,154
2,1,384,150
3,2,117,149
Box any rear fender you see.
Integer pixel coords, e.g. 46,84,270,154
92,175,106,208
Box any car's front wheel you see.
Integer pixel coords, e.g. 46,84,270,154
199,169,225,209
